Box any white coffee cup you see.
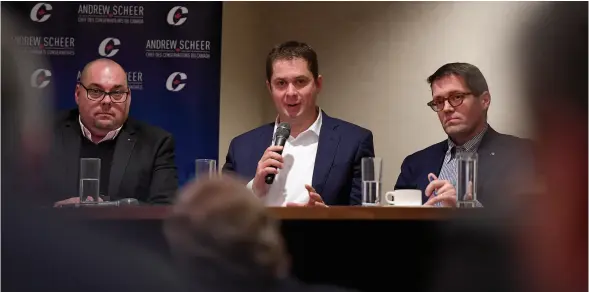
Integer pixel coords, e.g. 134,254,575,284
382,189,422,206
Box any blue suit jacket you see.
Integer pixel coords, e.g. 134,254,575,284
394,127,536,208
222,111,375,205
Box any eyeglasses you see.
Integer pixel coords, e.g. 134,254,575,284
426,92,472,112
78,82,129,103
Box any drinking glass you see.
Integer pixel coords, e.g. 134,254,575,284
456,152,480,208
195,159,217,180
79,158,101,203
361,157,382,206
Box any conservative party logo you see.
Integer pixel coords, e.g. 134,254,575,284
98,37,121,57
31,69,52,88
13,35,75,56
145,39,211,59
30,3,52,22
166,72,187,92
167,6,188,26
77,4,144,24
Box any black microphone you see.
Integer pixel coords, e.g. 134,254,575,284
265,122,290,184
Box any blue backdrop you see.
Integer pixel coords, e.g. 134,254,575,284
3,2,223,186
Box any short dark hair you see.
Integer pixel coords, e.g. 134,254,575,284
427,62,489,96
265,41,319,82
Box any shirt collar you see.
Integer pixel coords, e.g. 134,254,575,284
273,107,323,139
79,115,122,144
447,123,489,152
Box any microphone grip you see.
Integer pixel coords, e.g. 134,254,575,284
265,149,283,184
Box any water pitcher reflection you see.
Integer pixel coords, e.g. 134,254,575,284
79,158,101,203
456,152,479,208
361,157,382,206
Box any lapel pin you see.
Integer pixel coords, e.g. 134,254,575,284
491,152,495,156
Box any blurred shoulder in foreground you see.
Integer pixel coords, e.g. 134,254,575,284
426,2,587,292
1,10,190,292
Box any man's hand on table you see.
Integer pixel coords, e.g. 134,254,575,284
424,173,477,207
286,184,328,208
424,173,457,207
54,196,103,207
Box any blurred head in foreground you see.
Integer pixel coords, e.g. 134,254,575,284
427,3,586,292
2,6,55,204
2,8,189,292
517,2,587,292
163,176,290,288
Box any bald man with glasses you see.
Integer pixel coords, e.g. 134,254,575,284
394,63,536,209
48,58,178,207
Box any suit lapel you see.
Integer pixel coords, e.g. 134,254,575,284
108,125,136,198
420,141,448,192
433,142,448,176
475,127,499,197
312,114,340,195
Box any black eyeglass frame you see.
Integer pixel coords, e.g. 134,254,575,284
77,82,130,103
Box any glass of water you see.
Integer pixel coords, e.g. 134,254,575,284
79,158,101,204
195,159,217,180
456,152,479,208
361,157,382,206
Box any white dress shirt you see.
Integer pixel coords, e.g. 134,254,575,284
248,110,323,206
79,115,122,144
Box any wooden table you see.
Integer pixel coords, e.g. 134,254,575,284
60,205,460,220
59,206,469,292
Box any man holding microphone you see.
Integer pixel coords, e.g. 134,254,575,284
222,41,375,207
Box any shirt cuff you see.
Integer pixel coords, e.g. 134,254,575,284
246,178,255,194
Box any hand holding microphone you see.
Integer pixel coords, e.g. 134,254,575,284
252,123,290,197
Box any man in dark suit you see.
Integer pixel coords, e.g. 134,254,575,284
394,62,535,208
49,58,178,206
222,41,374,206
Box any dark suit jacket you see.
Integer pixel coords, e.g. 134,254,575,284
46,109,178,205
394,126,535,207
222,111,375,206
